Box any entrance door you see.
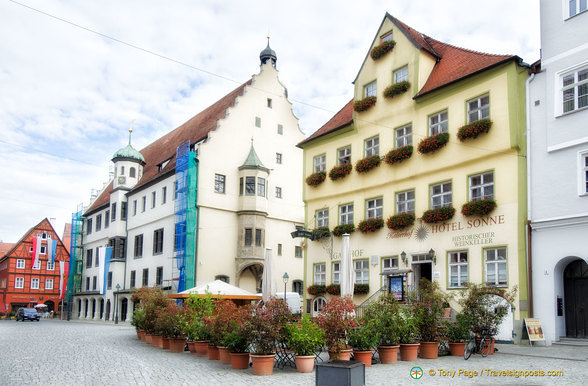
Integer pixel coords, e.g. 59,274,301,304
564,260,588,338
121,298,128,322
411,259,432,291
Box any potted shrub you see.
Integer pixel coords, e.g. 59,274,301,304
157,303,187,353
306,171,326,187
461,199,497,217
398,307,420,361
223,305,253,369
386,213,415,230
132,287,169,345
184,293,215,356
363,294,402,364
317,296,355,360
329,163,352,181
417,132,450,154
371,40,396,60
383,81,410,98
384,145,413,165
353,96,377,112
445,313,472,356
357,218,384,233
411,279,450,359
422,206,456,224
355,155,381,174
333,224,355,237
130,308,146,340
457,119,492,142
347,319,380,367
307,284,326,296
285,314,325,373
249,297,290,375
213,300,240,364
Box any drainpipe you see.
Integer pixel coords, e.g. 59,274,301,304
525,72,535,317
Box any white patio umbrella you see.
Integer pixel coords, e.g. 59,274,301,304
262,248,276,302
340,233,354,297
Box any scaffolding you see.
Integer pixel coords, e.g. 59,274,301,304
65,203,84,320
172,141,198,294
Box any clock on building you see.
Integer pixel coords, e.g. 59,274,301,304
118,176,126,184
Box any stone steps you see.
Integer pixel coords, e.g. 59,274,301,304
553,337,588,346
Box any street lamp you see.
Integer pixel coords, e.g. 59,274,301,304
114,283,120,324
282,272,289,304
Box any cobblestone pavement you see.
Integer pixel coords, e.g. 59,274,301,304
1,319,587,385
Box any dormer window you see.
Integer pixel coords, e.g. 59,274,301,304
158,158,171,172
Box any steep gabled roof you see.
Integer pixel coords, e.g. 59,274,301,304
0,243,15,258
0,218,67,263
85,80,252,215
298,99,354,147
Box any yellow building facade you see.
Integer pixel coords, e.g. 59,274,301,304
300,14,529,342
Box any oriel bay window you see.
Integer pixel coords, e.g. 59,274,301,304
257,177,266,197
255,229,263,247
244,228,253,246
245,177,255,195
449,251,468,288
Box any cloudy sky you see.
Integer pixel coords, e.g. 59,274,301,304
0,0,540,242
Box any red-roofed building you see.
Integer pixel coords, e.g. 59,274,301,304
0,218,70,314
299,13,530,343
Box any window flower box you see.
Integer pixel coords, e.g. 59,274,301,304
312,227,331,241
384,145,413,165
383,81,410,98
326,284,341,295
386,213,415,230
417,132,450,154
370,40,396,60
357,218,384,233
457,119,492,142
353,284,370,295
307,284,326,296
333,224,355,237
355,155,381,174
329,163,352,181
461,199,497,217
306,171,326,187
422,206,456,224
353,96,377,112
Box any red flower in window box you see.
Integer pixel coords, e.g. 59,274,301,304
306,171,326,187
307,285,326,296
417,132,450,154
461,199,497,217
355,155,381,174
386,213,415,230
457,119,492,142
353,96,377,112
384,145,413,165
370,40,396,60
383,81,410,98
422,206,456,224
333,224,355,237
357,218,384,233
326,284,341,295
329,164,352,181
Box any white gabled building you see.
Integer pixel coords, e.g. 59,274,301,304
73,43,305,322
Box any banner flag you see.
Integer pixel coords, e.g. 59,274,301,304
97,247,104,294
59,261,69,300
103,247,112,295
49,239,57,264
31,235,41,269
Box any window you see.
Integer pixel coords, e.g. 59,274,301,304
244,228,253,246
111,203,116,222
133,200,137,216
153,229,164,254
239,177,243,196
277,244,282,256
151,191,156,208
95,215,102,232
364,136,379,157
431,181,452,209
366,197,383,219
293,280,303,296
354,260,369,284
267,98,272,108
15,277,24,289
339,203,354,225
142,268,149,287
381,257,398,286
85,277,90,291
295,246,302,258
245,177,255,195
105,210,110,228
214,174,226,194
134,234,143,258
364,80,376,97
142,196,146,212
116,238,126,260
429,110,448,135
107,272,112,289
130,167,136,178
582,153,588,194
396,190,415,214
130,271,136,288
40,246,46,255
332,262,340,284
46,261,55,270
16,259,25,269
121,202,127,220
314,154,326,172
338,146,351,165
31,278,39,289
562,67,588,113
120,166,125,176
276,153,282,164
255,116,261,127
485,247,507,286
277,124,283,135
469,172,494,201
381,31,393,42
32,259,41,270
316,209,329,228
86,218,92,235
257,177,266,197
162,187,167,204
569,0,588,17
255,229,262,247
467,94,490,123
92,277,97,290
86,249,93,268
95,247,100,267
275,187,282,198
314,263,326,285
156,266,163,286
394,66,408,83
45,279,54,290
449,251,468,288
395,124,412,148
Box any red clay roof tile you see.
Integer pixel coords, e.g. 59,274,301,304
298,99,354,146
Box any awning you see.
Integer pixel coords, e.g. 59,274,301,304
168,280,262,300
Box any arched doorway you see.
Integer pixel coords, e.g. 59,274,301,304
100,299,104,319
105,300,111,321
121,298,128,322
92,299,96,318
312,297,326,317
45,300,55,312
84,299,89,318
564,259,588,338
236,263,263,294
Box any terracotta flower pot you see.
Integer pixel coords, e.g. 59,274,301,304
208,345,220,360
151,335,163,348
162,337,171,350
218,346,231,364
250,354,276,376
352,350,373,367
378,345,399,364
488,338,495,355
169,337,186,353
399,343,420,361
144,334,153,345
187,341,198,354
194,341,209,357
230,352,250,370
136,330,143,340
328,348,352,361
419,342,439,359
449,342,466,356
294,355,316,373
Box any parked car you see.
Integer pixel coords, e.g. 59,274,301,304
15,308,40,322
